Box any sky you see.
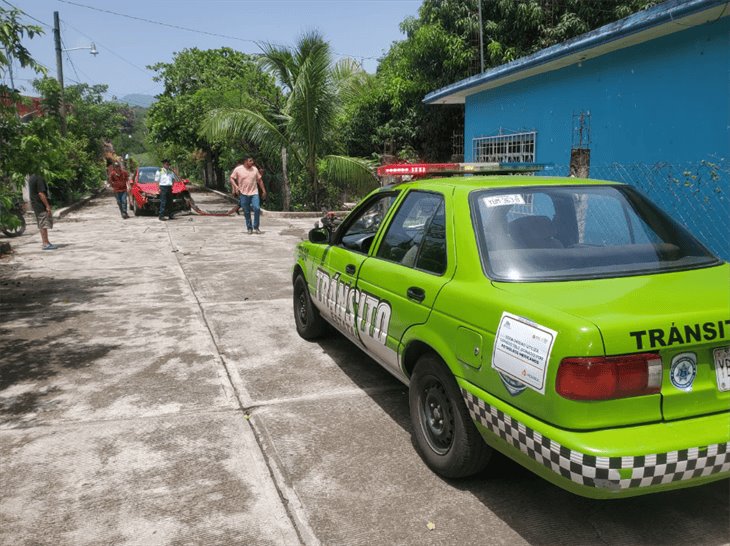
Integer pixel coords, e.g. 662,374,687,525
5,0,421,104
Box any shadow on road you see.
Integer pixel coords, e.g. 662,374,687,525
0,275,118,313
0,275,121,425
315,329,730,545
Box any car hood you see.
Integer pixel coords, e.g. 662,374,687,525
492,263,730,354
135,181,187,195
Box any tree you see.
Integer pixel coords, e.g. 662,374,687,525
1,6,128,223
201,32,377,210
343,0,656,162
110,104,148,160
0,6,45,81
477,0,656,66
147,47,281,188
0,6,46,228
15,78,125,203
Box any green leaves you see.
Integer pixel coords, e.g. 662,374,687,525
343,0,657,163
202,107,299,166
201,32,374,209
322,155,378,195
147,47,281,184
0,7,46,79
8,78,115,201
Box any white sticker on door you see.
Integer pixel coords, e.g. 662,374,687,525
492,312,557,395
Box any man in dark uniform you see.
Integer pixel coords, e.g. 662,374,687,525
28,173,57,250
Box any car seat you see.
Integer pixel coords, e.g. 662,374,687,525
508,215,564,248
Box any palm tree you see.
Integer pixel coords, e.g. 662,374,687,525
201,32,377,210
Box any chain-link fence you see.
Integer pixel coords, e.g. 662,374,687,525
544,159,730,260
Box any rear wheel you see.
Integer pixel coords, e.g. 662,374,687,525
409,353,491,478
293,274,327,340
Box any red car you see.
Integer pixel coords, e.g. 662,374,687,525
129,166,191,216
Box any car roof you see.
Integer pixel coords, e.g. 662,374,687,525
381,175,623,193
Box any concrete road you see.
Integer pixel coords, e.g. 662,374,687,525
1,188,728,546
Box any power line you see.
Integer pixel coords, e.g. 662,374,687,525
0,0,53,28
60,17,156,78
57,0,267,46
56,0,379,61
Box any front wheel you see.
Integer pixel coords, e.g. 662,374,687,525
293,275,327,340
1,212,26,237
409,353,491,478
132,197,142,216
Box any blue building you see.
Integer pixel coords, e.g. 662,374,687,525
424,0,729,259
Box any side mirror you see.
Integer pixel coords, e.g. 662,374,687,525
308,228,330,244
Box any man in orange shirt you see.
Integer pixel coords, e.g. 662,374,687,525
108,161,130,219
230,157,267,234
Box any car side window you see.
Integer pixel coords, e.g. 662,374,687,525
340,193,397,254
376,192,445,273
416,200,447,274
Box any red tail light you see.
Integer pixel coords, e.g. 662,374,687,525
556,353,662,400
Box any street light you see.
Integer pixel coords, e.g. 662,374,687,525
62,43,99,56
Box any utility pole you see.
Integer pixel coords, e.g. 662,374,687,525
53,11,66,133
7,53,20,120
478,0,484,73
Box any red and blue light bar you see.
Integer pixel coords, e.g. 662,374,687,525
377,162,548,177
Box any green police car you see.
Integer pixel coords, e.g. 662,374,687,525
292,163,730,499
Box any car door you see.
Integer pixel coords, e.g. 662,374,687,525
356,190,453,379
310,191,400,346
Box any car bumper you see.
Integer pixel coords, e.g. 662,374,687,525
459,380,730,499
135,195,189,209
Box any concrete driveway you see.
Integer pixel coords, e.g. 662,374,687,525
1,188,728,545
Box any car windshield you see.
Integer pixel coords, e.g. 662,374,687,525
471,184,720,282
138,167,177,183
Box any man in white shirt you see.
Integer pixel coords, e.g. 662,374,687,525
155,159,175,221
230,157,267,234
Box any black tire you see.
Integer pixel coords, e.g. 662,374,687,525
1,212,26,237
293,274,327,340
409,353,491,478
132,198,142,216
182,191,192,211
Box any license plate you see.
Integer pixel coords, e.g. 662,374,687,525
714,346,730,392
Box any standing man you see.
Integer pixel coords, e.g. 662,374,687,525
155,159,175,221
28,173,57,250
230,157,267,234
108,161,130,219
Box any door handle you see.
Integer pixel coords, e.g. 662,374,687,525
345,264,356,275
407,286,425,303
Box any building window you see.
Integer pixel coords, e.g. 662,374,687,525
472,131,536,163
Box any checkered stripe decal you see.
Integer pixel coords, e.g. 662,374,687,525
461,389,730,490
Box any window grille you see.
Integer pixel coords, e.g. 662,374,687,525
472,131,536,163
452,131,464,159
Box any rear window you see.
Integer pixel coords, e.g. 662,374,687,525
471,185,719,281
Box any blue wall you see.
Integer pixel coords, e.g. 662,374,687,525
464,17,730,166
463,16,730,259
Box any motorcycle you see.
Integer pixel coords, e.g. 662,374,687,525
1,199,27,237
319,210,342,235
